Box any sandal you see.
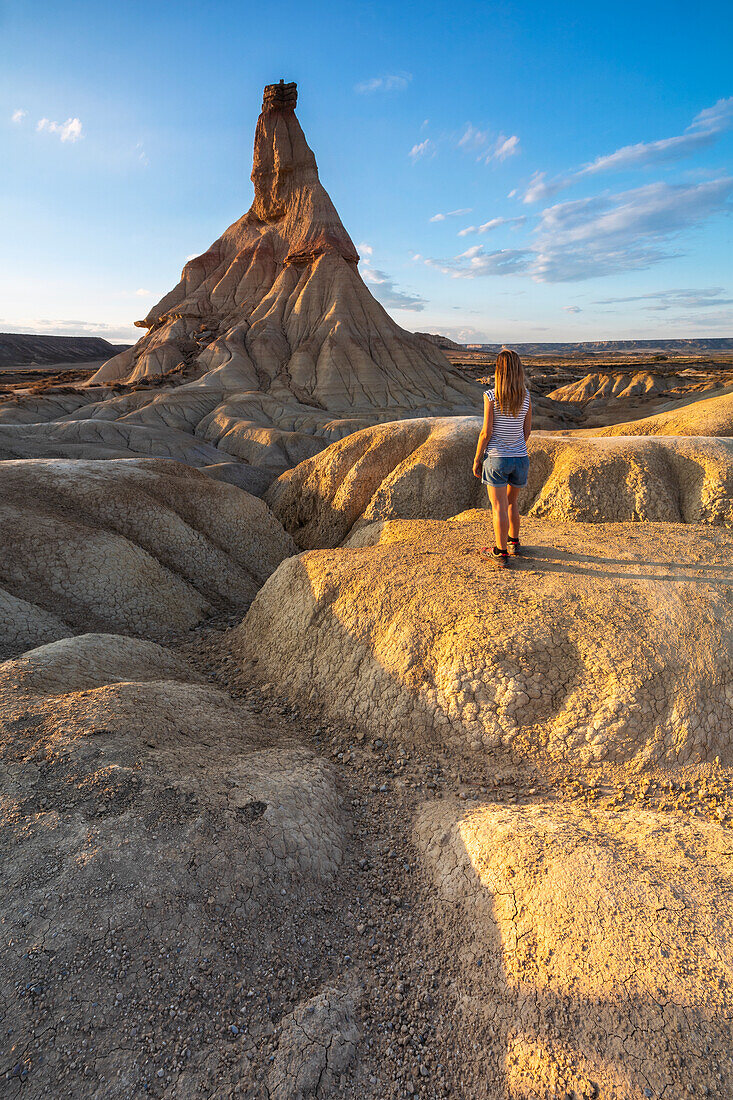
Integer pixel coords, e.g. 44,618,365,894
508,536,522,556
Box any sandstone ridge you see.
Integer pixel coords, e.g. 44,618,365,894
416,799,733,1098
0,458,294,658
264,417,733,547
235,517,733,768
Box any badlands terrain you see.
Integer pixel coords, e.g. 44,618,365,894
2,81,733,1100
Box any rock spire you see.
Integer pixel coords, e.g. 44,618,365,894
90,82,478,422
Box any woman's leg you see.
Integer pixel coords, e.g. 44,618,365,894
507,484,521,541
488,485,509,551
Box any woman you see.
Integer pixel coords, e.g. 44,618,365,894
472,348,532,569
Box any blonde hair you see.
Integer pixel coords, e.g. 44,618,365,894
494,348,526,416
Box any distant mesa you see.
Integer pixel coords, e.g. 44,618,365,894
449,337,733,356
0,333,130,369
414,332,467,352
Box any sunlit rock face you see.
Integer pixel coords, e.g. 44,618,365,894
263,417,733,549
416,799,733,1100
90,82,479,423
597,386,733,437
234,516,733,768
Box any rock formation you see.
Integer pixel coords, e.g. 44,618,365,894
235,515,733,767
598,385,733,436
0,631,347,1097
417,799,733,1098
0,458,294,657
86,81,479,436
263,417,733,547
0,82,485,476
547,370,690,403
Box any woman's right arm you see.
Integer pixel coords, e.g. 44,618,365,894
523,400,532,442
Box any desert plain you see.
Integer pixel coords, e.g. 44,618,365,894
2,80,733,1100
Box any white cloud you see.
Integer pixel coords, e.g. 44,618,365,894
579,131,715,175
532,177,733,281
563,306,582,313
691,97,733,131
655,307,733,330
425,249,533,279
521,172,565,205
358,241,374,257
581,97,733,178
427,177,733,283
435,325,492,343
521,96,733,203
355,73,412,94
484,134,520,164
36,116,84,142
458,123,490,150
457,125,521,165
457,216,526,236
11,108,27,124
429,208,472,222
135,288,151,297
594,287,733,310
361,259,427,311
409,139,435,162
417,122,520,168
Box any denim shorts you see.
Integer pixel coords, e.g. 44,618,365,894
482,455,529,488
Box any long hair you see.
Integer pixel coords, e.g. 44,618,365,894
495,348,526,416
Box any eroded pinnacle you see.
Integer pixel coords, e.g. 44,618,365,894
263,79,298,111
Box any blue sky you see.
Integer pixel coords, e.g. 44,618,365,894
1,0,731,343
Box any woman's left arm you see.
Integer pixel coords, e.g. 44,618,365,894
473,393,492,478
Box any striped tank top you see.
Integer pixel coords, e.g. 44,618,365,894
484,387,530,458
